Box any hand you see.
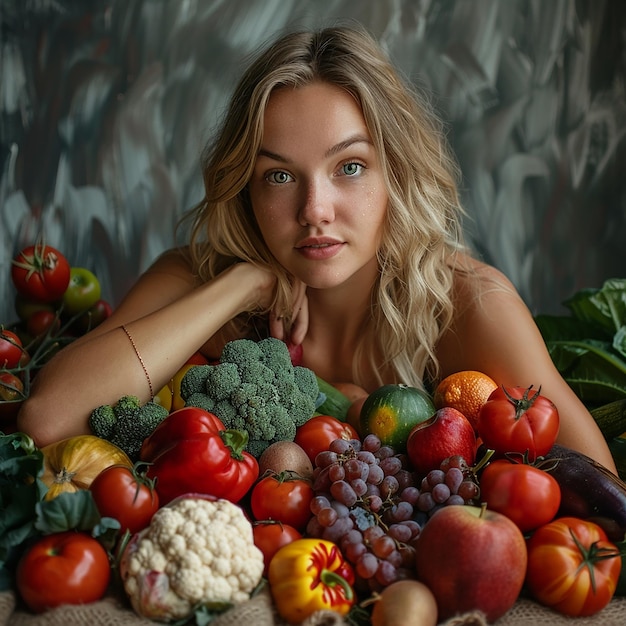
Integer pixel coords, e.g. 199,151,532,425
269,279,308,345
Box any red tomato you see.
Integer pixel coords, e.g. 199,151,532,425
16,531,111,613
476,385,559,460
526,517,621,617
0,372,25,402
294,415,359,463
74,299,113,334
90,463,160,534
0,329,24,369
250,473,314,530
479,459,561,532
11,244,71,303
253,521,302,575
26,309,61,338
14,294,56,323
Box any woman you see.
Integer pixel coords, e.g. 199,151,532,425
17,25,617,472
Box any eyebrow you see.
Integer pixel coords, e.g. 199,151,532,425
258,134,373,163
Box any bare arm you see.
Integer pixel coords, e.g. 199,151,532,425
17,251,277,447
437,261,617,473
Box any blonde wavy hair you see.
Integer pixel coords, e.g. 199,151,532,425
180,25,468,389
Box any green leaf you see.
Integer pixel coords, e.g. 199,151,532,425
0,432,48,591
34,490,102,534
545,340,626,405
92,516,122,553
613,326,626,360
564,278,626,334
534,314,612,343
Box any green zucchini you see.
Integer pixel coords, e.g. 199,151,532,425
315,376,352,422
591,399,626,440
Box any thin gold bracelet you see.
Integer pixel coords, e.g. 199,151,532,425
121,324,154,398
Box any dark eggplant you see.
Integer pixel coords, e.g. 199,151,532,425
543,444,626,541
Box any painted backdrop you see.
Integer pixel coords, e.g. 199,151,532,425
1,0,625,323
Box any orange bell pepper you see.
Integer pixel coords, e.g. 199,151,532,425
268,538,355,624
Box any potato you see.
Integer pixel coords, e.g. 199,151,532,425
258,441,313,479
371,579,438,626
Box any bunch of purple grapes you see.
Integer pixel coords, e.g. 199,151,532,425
306,434,480,591
415,454,481,520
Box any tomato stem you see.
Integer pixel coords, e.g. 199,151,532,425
569,527,620,593
502,385,542,421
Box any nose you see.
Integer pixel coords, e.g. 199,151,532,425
298,177,335,227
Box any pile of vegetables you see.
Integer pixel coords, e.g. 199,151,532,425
2,366,626,624
1,241,112,430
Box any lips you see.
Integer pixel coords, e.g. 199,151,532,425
295,236,343,249
295,236,344,260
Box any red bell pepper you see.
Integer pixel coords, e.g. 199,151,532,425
140,407,258,505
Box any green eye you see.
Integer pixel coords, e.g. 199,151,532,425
342,162,363,176
268,171,292,184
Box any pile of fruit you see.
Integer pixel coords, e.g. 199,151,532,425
3,358,626,625
0,241,111,428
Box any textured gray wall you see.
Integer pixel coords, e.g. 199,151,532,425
1,0,625,324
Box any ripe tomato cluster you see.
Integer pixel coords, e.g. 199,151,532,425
1,242,112,424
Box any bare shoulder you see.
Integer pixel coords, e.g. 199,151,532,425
450,254,518,305
143,247,196,283
437,254,545,383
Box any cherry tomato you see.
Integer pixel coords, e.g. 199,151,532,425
479,459,561,532
16,531,111,613
0,372,25,402
74,299,113,334
90,462,159,534
253,521,302,575
0,329,25,369
26,309,61,338
476,385,560,460
11,243,71,303
250,472,314,530
526,517,621,617
14,294,56,323
62,267,102,314
294,415,359,463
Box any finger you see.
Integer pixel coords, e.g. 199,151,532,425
290,296,309,345
291,280,308,313
269,311,285,341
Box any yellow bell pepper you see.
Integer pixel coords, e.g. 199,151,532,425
268,538,355,624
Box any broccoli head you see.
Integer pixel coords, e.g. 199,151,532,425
179,364,213,398
181,337,319,457
89,395,169,460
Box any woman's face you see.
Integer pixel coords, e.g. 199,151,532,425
249,81,388,291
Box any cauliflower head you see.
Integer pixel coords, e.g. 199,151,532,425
121,497,264,622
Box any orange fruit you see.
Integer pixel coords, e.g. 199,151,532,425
433,370,498,430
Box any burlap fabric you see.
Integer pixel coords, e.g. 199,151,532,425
1,588,625,626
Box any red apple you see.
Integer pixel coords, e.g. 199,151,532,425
414,504,527,622
406,406,476,475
